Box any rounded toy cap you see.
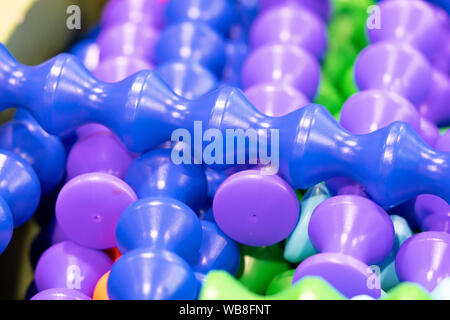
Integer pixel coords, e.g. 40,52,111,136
367,0,445,59
98,22,159,63
190,220,240,275
0,109,66,194
101,0,166,30
155,21,226,75
241,44,320,99
259,0,331,21
76,123,110,139
56,173,137,249
156,61,218,99
309,195,394,265
419,68,450,126
30,288,92,300
67,132,133,180
340,90,421,135
213,170,299,246
66,132,133,180
415,194,449,233
125,148,208,211
115,197,202,259
355,42,432,106
166,0,235,35
107,248,198,300
396,231,450,291
34,241,112,296
0,197,13,254
0,150,41,227
93,56,153,83
293,253,381,299
250,2,328,59
244,84,309,117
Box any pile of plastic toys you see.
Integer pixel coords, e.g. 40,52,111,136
0,0,449,300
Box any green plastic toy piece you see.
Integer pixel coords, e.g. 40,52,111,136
237,244,290,294
382,282,433,300
200,271,346,300
315,73,344,116
322,42,358,88
340,65,359,100
328,13,369,50
265,269,296,295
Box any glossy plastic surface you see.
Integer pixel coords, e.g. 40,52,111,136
0,150,41,226
0,110,66,194
56,173,137,249
2,45,450,207
30,288,92,300
115,197,202,258
200,271,345,300
190,220,240,275
293,195,394,298
213,170,299,246
284,184,330,263
67,132,133,180
125,148,208,211
166,0,235,35
107,248,198,300
396,231,450,291
34,241,113,296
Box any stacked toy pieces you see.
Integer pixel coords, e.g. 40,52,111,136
0,0,448,300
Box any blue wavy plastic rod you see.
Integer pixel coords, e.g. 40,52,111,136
0,43,450,207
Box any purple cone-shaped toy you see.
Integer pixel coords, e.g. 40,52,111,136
293,195,395,298
396,231,450,291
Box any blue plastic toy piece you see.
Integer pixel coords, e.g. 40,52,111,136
284,183,330,263
166,0,235,36
108,248,199,300
191,220,240,275
155,21,226,76
125,148,208,211
378,215,413,291
0,110,66,194
0,150,40,227
115,197,202,258
1,44,450,207
156,61,218,99
0,197,13,254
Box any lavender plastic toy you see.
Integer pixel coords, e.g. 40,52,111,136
293,195,395,298
34,241,112,296
396,231,450,291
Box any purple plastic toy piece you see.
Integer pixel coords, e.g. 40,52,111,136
67,132,133,180
396,231,450,291
34,241,112,297
101,0,167,30
56,173,137,249
213,170,299,247
293,195,395,298
259,0,330,21
355,42,432,107
367,0,445,60
249,3,328,59
31,288,92,300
